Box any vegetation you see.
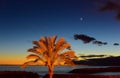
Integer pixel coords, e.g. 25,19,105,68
21,35,78,78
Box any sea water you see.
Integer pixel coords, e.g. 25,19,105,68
0,65,120,77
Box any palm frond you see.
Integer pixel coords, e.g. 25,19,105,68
47,37,53,55
51,36,57,44
27,54,46,63
53,37,67,58
32,41,39,46
61,50,75,56
39,37,46,42
53,58,65,66
27,48,40,55
55,37,66,50
46,36,57,57
52,42,71,64
36,47,45,54
27,48,36,52
26,54,40,59
38,40,47,51
60,50,78,60
64,58,76,66
62,43,71,49
56,43,71,53
21,61,36,69
49,36,57,49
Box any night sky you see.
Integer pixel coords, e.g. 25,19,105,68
0,0,120,64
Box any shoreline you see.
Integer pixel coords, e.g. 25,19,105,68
0,66,120,78
0,71,120,78
69,66,120,74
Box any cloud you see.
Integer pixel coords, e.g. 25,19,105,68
74,34,120,46
80,54,107,58
98,1,119,11
113,43,119,46
98,0,120,20
74,34,96,43
74,34,107,46
93,41,108,46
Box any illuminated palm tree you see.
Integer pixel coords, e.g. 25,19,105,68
21,36,78,78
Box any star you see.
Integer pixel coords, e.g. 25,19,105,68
80,17,83,21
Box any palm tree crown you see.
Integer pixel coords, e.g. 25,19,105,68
21,35,78,78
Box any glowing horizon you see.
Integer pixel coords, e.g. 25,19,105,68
0,0,120,65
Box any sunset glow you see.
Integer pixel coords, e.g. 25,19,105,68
0,0,120,65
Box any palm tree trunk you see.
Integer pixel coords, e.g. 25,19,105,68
48,66,54,78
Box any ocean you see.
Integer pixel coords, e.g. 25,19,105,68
0,65,120,77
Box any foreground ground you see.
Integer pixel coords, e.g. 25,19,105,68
44,74,120,78
0,71,40,78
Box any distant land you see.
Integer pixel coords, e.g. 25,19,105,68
74,56,120,66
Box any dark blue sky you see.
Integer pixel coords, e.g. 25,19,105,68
0,0,120,64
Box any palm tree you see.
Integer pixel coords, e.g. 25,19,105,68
21,35,78,78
